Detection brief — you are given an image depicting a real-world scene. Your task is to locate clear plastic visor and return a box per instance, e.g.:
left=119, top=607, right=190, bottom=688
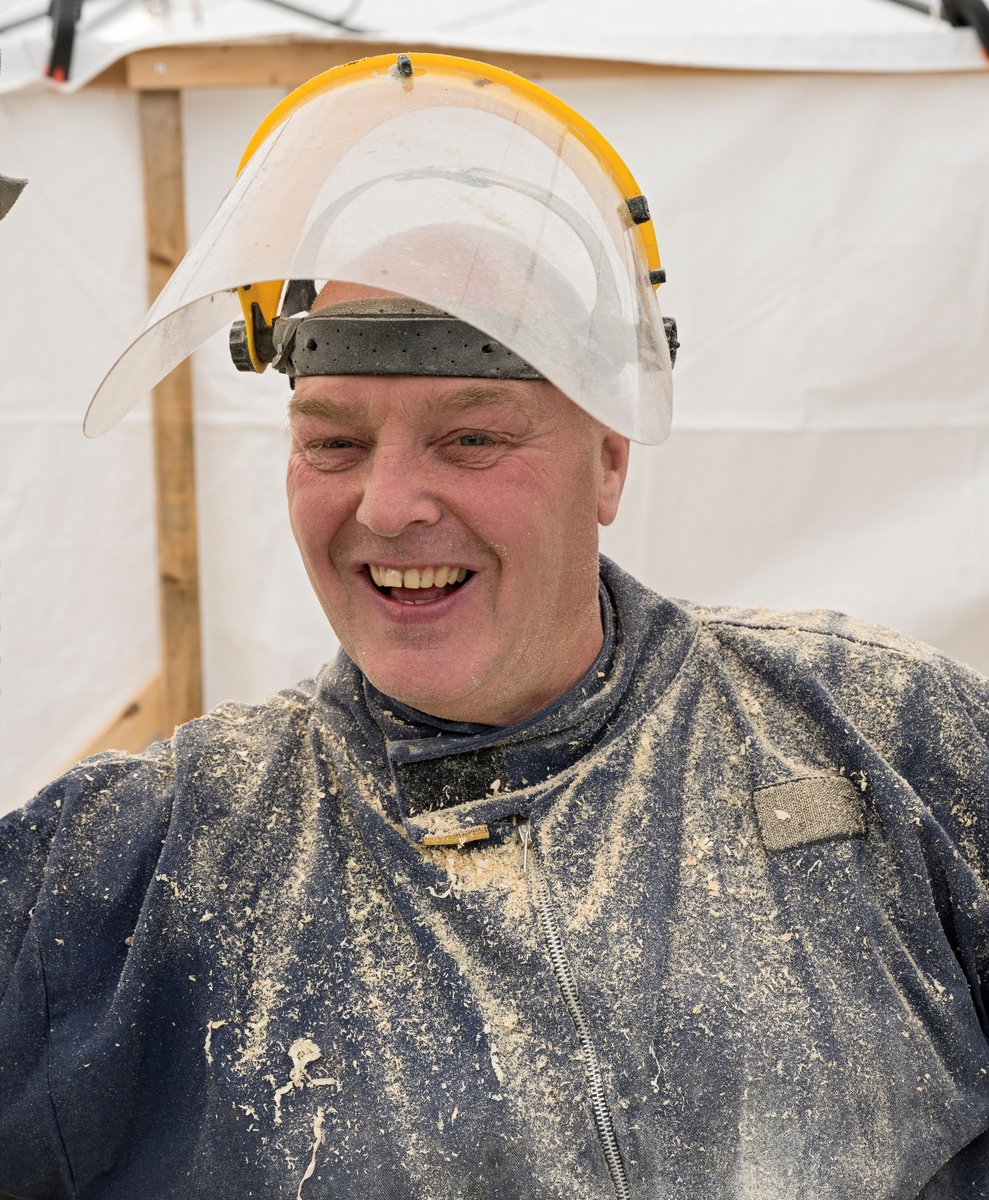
left=85, top=58, right=672, bottom=442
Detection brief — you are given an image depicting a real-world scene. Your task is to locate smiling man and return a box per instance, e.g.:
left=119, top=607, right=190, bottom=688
left=3, top=53, right=989, bottom=1200
left=286, top=289, right=628, bottom=730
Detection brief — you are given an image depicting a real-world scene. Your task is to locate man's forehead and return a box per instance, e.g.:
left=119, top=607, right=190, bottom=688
left=288, top=378, right=546, bottom=428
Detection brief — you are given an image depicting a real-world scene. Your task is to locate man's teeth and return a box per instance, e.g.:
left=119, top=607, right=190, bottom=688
left=369, top=565, right=468, bottom=589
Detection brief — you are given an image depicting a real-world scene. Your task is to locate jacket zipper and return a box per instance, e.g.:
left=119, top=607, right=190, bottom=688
left=520, top=823, right=632, bottom=1200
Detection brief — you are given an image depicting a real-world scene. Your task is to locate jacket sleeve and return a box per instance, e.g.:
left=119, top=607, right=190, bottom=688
left=0, top=786, right=61, bottom=1006
left=0, top=782, right=81, bottom=1198
left=941, top=654, right=989, bottom=749
left=918, top=654, right=989, bottom=1035
left=933, top=652, right=989, bottom=879
left=0, top=749, right=175, bottom=1199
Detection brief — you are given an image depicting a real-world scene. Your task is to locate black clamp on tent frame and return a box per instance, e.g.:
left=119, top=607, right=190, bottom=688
left=46, top=0, right=83, bottom=82
left=30, top=0, right=369, bottom=83
left=883, top=0, right=989, bottom=50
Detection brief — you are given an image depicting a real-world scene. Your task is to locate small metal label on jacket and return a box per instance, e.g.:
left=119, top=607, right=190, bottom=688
left=752, top=776, right=866, bottom=853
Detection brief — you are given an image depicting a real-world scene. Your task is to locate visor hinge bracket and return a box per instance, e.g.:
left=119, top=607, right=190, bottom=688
left=626, top=194, right=651, bottom=224
left=249, top=302, right=275, bottom=367
left=663, top=316, right=679, bottom=369
left=271, top=315, right=303, bottom=374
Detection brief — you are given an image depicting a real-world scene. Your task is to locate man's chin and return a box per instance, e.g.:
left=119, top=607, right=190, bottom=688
left=367, top=682, right=480, bottom=720
left=354, top=650, right=491, bottom=718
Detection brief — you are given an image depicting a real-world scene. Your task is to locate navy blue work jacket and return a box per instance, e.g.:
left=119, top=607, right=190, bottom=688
left=2, top=560, right=989, bottom=1198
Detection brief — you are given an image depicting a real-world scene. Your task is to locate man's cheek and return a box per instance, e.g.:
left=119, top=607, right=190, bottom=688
left=466, top=485, right=563, bottom=559
left=461, top=471, right=542, bottom=532
left=290, top=475, right=346, bottom=536
left=287, top=492, right=321, bottom=551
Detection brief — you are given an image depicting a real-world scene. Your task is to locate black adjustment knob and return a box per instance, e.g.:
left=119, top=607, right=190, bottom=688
left=229, top=320, right=254, bottom=372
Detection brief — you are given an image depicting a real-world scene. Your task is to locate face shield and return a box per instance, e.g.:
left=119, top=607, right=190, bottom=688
left=84, top=52, right=674, bottom=443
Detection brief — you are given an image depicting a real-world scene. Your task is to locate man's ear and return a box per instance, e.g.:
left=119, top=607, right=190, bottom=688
left=597, top=429, right=630, bottom=527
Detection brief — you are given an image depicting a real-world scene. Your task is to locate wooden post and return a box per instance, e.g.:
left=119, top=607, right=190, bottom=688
left=138, top=90, right=203, bottom=734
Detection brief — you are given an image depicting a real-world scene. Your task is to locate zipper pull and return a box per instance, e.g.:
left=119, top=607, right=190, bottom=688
left=518, top=821, right=530, bottom=874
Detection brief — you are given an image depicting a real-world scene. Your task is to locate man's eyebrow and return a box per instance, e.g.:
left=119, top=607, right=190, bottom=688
left=287, top=394, right=366, bottom=425
left=424, top=384, right=530, bottom=417
left=288, top=384, right=531, bottom=426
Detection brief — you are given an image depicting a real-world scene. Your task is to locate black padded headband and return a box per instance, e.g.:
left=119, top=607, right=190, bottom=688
left=229, top=287, right=678, bottom=380
left=230, top=295, right=544, bottom=380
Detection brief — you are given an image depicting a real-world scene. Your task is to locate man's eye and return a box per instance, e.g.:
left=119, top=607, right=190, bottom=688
left=458, top=434, right=489, bottom=446
left=301, top=437, right=366, bottom=472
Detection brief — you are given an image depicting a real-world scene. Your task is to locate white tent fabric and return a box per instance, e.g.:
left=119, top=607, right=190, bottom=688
left=0, top=0, right=986, bottom=93
left=2, top=10, right=989, bottom=813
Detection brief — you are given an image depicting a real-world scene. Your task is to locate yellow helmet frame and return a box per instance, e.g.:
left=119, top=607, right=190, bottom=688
left=234, top=52, right=664, bottom=373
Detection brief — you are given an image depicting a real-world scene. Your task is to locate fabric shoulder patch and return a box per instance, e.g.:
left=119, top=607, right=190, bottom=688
left=752, top=776, right=866, bottom=853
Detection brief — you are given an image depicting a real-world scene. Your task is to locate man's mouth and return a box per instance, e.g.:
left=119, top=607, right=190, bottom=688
left=367, top=564, right=471, bottom=605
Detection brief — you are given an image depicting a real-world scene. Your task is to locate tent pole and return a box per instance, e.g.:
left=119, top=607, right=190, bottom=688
left=138, top=90, right=203, bottom=735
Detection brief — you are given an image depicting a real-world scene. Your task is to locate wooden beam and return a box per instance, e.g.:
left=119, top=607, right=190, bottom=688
left=124, top=39, right=674, bottom=91
left=19, top=676, right=164, bottom=806
left=138, top=90, right=204, bottom=736
left=85, top=57, right=128, bottom=87
left=59, top=675, right=163, bottom=769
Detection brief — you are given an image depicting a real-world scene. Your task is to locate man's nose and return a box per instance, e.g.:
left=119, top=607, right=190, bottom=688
left=355, top=446, right=444, bottom=537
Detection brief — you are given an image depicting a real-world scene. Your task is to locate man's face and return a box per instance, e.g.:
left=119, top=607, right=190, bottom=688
left=286, top=370, right=628, bottom=726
